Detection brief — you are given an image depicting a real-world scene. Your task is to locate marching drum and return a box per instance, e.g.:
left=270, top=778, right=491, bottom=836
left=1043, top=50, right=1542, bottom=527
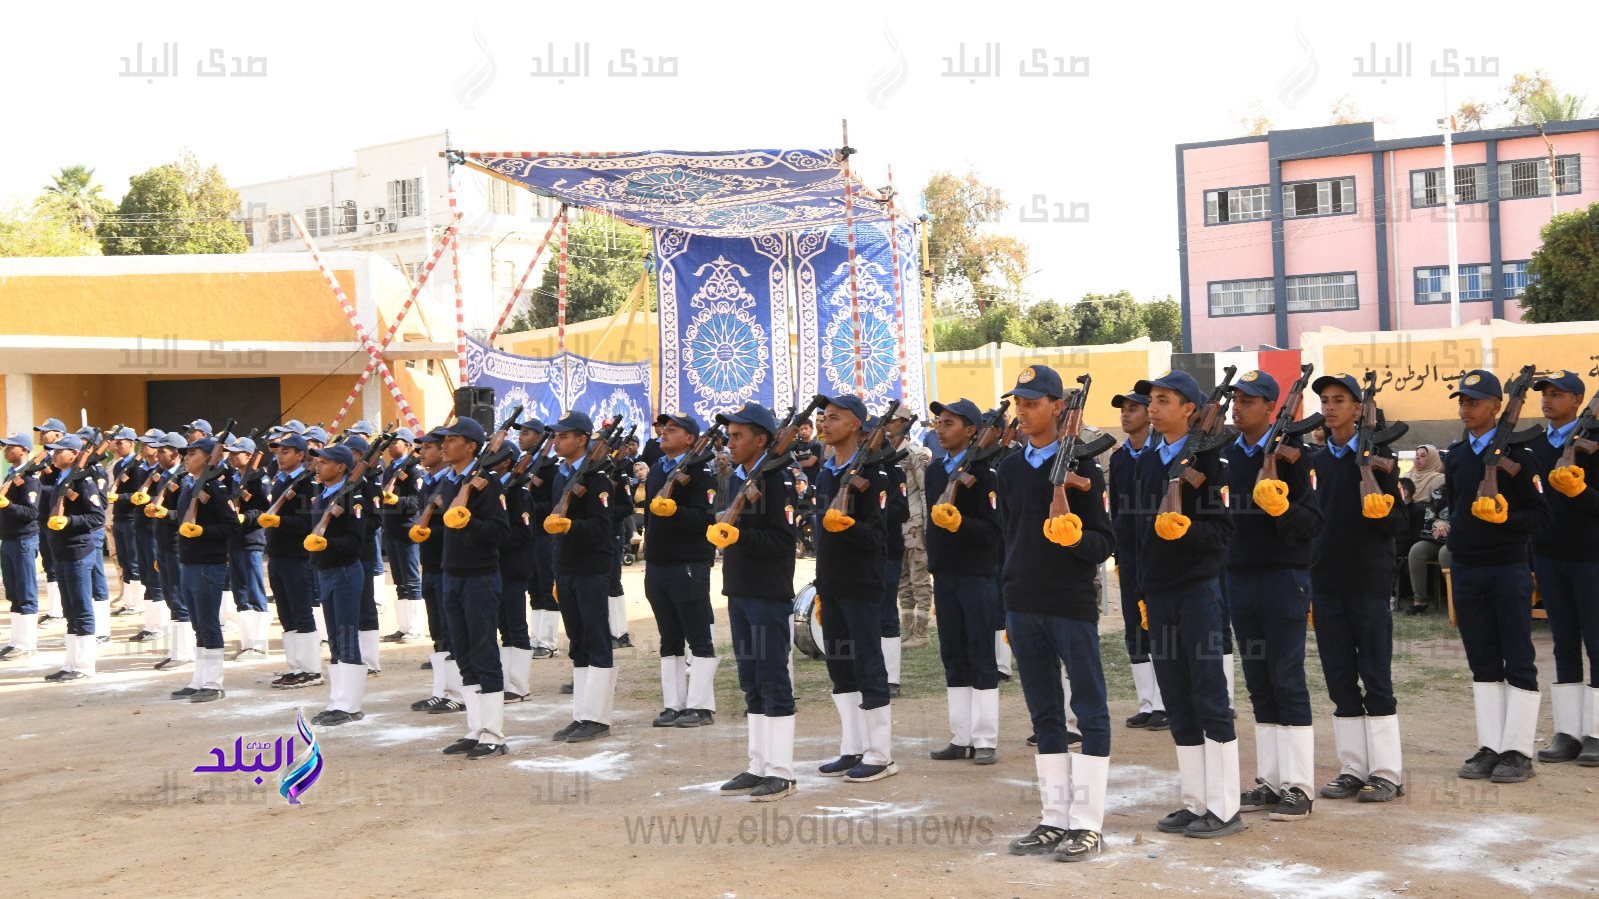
left=792, top=582, right=825, bottom=660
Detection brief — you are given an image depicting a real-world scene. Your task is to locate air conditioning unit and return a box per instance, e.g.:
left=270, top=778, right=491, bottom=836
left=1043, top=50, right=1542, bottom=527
left=386, top=222, right=398, bottom=233
left=363, top=210, right=373, bottom=222
left=374, top=207, right=387, bottom=220
left=373, top=222, right=387, bottom=234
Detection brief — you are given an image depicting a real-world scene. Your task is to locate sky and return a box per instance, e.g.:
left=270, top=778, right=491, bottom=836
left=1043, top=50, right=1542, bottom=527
left=3, top=0, right=1594, bottom=308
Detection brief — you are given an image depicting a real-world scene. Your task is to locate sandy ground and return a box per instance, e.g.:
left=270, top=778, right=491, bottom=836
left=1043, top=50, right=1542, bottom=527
left=4, top=558, right=1599, bottom=899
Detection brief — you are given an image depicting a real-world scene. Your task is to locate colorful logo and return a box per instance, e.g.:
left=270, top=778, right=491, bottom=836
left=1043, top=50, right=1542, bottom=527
left=1017, top=368, right=1036, bottom=384
left=190, top=709, right=323, bottom=805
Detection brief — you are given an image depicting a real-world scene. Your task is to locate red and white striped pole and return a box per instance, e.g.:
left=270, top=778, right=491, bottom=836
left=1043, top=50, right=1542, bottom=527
left=488, top=204, right=568, bottom=344
left=840, top=120, right=865, bottom=399
left=291, top=214, right=421, bottom=431
left=886, top=165, right=908, bottom=403
left=557, top=211, right=570, bottom=391
left=447, top=170, right=468, bottom=387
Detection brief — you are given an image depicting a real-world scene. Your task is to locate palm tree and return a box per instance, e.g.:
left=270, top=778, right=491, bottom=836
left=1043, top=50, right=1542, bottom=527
left=1520, top=92, right=1590, bottom=125
left=41, top=165, right=111, bottom=232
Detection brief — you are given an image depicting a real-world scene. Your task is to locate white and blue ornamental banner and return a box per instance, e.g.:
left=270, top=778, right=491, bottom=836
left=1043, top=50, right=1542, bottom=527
left=464, top=337, right=652, bottom=431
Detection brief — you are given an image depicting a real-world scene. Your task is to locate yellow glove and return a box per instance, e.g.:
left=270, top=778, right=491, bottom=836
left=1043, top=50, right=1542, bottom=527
left=542, top=514, right=572, bottom=535
left=706, top=521, right=740, bottom=548
left=1154, top=511, right=1190, bottom=541
left=1253, top=479, right=1290, bottom=517
left=303, top=533, right=327, bottom=552
left=1550, top=465, right=1587, bottom=498
left=1138, top=599, right=1148, bottom=631
left=237, top=514, right=245, bottom=524
left=1307, top=603, right=1315, bottom=628
left=48, top=515, right=68, bottom=531
left=822, top=508, right=855, bottom=532
left=649, top=496, right=678, bottom=517
left=257, top=513, right=280, bottom=528
left=0, top=495, right=9, bottom=509
left=383, top=491, right=399, bottom=506
left=1471, top=493, right=1509, bottom=524
left=1043, top=513, right=1083, bottom=547
left=144, top=505, right=168, bottom=519
left=1361, top=493, right=1394, bottom=519
left=130, top=491, right=150, bottom=506
left=408, top=525, right=431, bottom=543
left=179, top=522, right=203, bottom=538
left=930, top=502, right=962, bottom=532
left=107, top=492, right=119, bottom=503
left=444, top=506, right=471, bottom=529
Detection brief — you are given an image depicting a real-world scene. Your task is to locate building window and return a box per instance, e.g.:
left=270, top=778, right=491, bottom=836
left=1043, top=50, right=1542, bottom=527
left=1285, top=272, right=1358, bottom=312
left=339, top=200, right=358, bottom=234
left=388, top=178, right=423, bottom=219
left=489, top=179, right=518, bottom=216
left=304, top=206, right=331, bottom=238
left=1208, top=278, right=1275, bottom=316
left=1410, top=164, right=1488, bottom=207
left=1204, top=186, right=1271, bottom=224
left=1415, top=264, right=1494, bottom=304
left=1502, top=261, right=1531, bottom=298
left=239, top=219, right=255, bottom=246
left=1497, top=155, right=1581, bottom=200
left=1282, top=178, right=1356, bottom=218
left=266, top=212, right=293, bottom=244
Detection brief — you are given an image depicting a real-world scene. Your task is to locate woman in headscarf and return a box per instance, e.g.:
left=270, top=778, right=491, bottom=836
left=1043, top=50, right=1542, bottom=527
left=1403, top=445, right=1448, bottom=614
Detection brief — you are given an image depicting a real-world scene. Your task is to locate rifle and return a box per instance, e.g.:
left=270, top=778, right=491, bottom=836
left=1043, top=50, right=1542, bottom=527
left=822, top=400, right=902, bottom=526
left=236, top=428, right=270, bottom=501
left=304, top=430, right=394, bottom=551
left=1475, top=364, right=1539, bottom=499
left=1158, top=366, right=1239, bottom=515
left=0, top=449, right=51, bottom=509
left=177, top=419, right=238, bottom=537
left=544, top=419, right=626, bottom=526
left=1559, top=390, right=1599, bottom=469
left=931, top=401, right=1010, bottom=512
left=46, top=428, right=103, bottom=529
left=256, top=469, right=315, bottom=528
left=439, top=409, right=523, bottom=527
left=408, top=408, right=523, bottom=542
left=1048, top=376, right=1117, bottom=516
left=711, top=395, right=829, bottom=533
left=1355, top=370, right=1410, bottom=501
left=507, top=426, right=557, bottom=490
left=652, top=424, right=725, bottom=506
left=1258, top=364, right=1325, bottom=484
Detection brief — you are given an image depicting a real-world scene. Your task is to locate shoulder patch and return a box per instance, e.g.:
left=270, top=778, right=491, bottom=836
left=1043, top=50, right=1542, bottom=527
left=707, top=488, right=715, bottom=504
left=89, top=494, right=102, bottom=507
left=1219, top=485, right=1230, bottom=506
left=28, top=491, right=38, bottom=504
left=1533, top=474, right=1543, bottom=494
left=353, top=503, right=362, bottom=519
left=1310, top=470, right=1318, bottom=492
left=785, top=504, right=795, bottom=524
left=500, top=493, right=508, bottom=509
left=599, top=491, right=609, bottom=508
left=988, top=490, right=997, bottom=509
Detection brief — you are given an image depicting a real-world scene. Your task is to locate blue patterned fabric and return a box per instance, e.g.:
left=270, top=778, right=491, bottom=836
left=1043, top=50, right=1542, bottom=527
left=654, top=228, right=795, bottom=421
left=464, top=338, right=651, bottom=431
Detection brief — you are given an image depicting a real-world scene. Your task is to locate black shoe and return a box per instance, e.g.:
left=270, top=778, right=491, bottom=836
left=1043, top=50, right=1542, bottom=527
left=1239, top=779, right=1282, bottom=812
left=45, top=669, right=88, bottom=682
left=190, top=688, right=225, bottom=703
left=930, top=743, right=975, bottom=761
left=1272, top=787, right=1316, bottom=819
left=96, top=635, right=111, bottom=644
left=0, top=645, right=34, bottom=660
left=1143, top=711, right=1170, bottom=731
left=1066, top=730, right=1082, bottom=745
left=467, top=742, right=507, bottom=760
left=1490, top=750, right=1536, bottom=783
left=271, top=672, right=299, bottom=689
left=973, top=747, right=997, bottom=766
left=674, top=709, right=713, bottom=728
left=412, top=696, right=442, bottom=711
left=1458, top=746, right=1500, bottom=780
left=443, top=738, right=479, bottom=755
left=1156, top=808, right=1200, bottom=833
left=128, top=629, right=160, bottom=643
left=112, top=605, right=139, bottom=616
left=530, top=646, right=555, bottom=659
left=1319, top=773, right=1366, bottom=799
left=425, top=699, right=466, bottom=715
left=1404, top=603, right=1428, bottom=616
left=420, top=658, right=432, bottom=670
left=313, top=709, right=356, bottom=726
left=1009, top=824, right=1068, bottom=855
left=1357, top=776, right=1403, bottom=803
left=1026, top=733, right=1038, bottom=747
left=552, top=720, right=583, bottom=741
left=1184, top=811, right=1245, bottom=839
left=1580, top=737, right=1599, bottom=767
left=154, top=657, right=189, bottom=670
left=366, top=668, right=381, bottom=678
left=560, top=681, right=574, bottom=695
left=888, top=683, right=901, bottom=698
left=169, top=686, right=198, bottom=699
left=997, top=671, right=1011, bottom=682
left=720, top=772, right=764, bottom=795
left=613, top=633, right=633, bottom=649
left=653, top=708, right=683, bottom=727
left=1126, top=711, right=1153, bottom=727
left=37, top=614, right=61, bottom=625
left=844, top=761, right=898, bottom=782
left=818, top=754, right=863, bottom=776
left=750, top=776, right=796, bottom=802
left=504, top=690, right=530, bottom=702
left=1538, top=733, right=1583, bottom=763
left=380, top=631, right=406, bottom=643
left=565, top=721, right=611, bottom=743
left=1053, top=829, right=1103, bottom=862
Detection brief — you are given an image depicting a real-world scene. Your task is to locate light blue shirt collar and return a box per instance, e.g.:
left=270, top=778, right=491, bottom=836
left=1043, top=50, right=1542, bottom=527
left=1124, top=436, right=1150, bottom=459
left=1156, top=434, right=1188, bottom=466
left=1024, top=441, right=1059, bottom=469
left=1327, top=433, right=1359, bottom=459
left=319, top=478, right=347, bottom=498
left=734, top=451, right=768, bottom=482
left=943, top=448, right=968, bottom=474
left=1469, top=427, right=1498, bottom=456
left=1548, top=420, right=1578, bottom=449
left=662, top=452, right=687, bottom=472
left=1235, top=430, right=1271, bottom=457
left=823, top=448, right=859, bottom=474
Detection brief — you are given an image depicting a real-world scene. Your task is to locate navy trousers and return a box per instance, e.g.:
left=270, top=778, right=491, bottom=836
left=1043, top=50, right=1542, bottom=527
left=181, top=561, right=227, bottom=649
left=443, top=570, right=504, bottom=693
left=1310, top=589, right=1396, bottom=717
left=268, top=555, right=316, bottom=634
left=933, top=572, right=999, bottom=690
left=315, top=561, right=363, bottom=664
left=1224, top=567, right=1313, bottom=726
left=1009, top=609, right=1111, bottom=756
left=1534, top=555, right=1599, bottom=686
left=1451, top=560, right=1538, bottom=692
left=2, top=536, right=39, bottom=614
left=644, top=561, right=714, bottom=657
left=1146, top=577, right=1235, bottom=746
left=729, top=595, right=795, bottom=717
left=819, top=591, right=890, bottom=710
left=556, top=572, right=612, bottom=668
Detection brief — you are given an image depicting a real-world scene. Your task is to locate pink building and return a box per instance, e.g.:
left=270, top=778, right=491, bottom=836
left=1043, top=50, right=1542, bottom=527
left=1177, top=119, right=1599, bottom=351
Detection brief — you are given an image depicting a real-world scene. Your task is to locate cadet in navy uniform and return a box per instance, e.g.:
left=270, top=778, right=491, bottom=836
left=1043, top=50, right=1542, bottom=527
left=259, top=433, right=322, bottom=689
left=170, top=436, right=241, bottom=702
left=434, top=418, right=512, bottom=759
left=340, top=434, right=384, bottom=676
left=813, top=394, right=897, bottom=783
left=1528, top=371, right=1599, bottom=766
left=1445, top=369, right=1552, bottom=783
left=42, top=434, right=107, bottom=682
left=73, top=426, right=113, bottom=638
left=1108, top=388, right=1167, bottom=731
left=379, top=429, right=426, bottom=644
left=129, top=429, right=169, bottom=643
left=1222, top=371, right=1322, bottom=821
left=146, top=433, right=194, bottom=670
left=879, top=407, right=914, bottom=697
left=487, top=445, right=536, bottom=702
left=1307, top=373, right=1407, bottom=803
left=991, top=368, right=1115, bottom=861
left=410, top=428, right=466, bottom=712
left=709, top=402, right=801, bottom=801
left=923, top=398, right=1003, bottom=764
left=106, top=427, right=145, bottom=619
left=0, top=433, right=42, bottom=660
left=515, top=419, right=561, bottom=659
left=303, top=443, right=370, bottom=725
left=1130, top=370, right=1242, bottom=839
left=642, top=412, right=721, bottom=728
left=32, top=418, right=66, bottom=624
left=607, top=435, right=641, bottom=649
left=545, top=411, right=621, bottom=743
left=225, top=437, right=271, bottom=660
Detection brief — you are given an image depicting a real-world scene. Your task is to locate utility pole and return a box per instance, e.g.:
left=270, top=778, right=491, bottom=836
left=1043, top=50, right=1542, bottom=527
left=1535, top=121, right=1560, bottom=219
left=1440, top=114, right=1461, bottom=328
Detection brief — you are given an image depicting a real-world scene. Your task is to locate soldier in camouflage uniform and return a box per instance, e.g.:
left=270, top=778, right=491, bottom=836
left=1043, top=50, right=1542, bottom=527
left=897, top=428, right=933, bottom=648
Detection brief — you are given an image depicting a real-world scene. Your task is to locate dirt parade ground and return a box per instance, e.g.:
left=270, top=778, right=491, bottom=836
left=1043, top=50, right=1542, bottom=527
left=3, top=559, right=1597, bottom=898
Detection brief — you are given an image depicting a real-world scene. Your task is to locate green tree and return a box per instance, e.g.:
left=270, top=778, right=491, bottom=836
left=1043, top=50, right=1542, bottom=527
left=1023, top=300, right=1077, bottom=346
left=1521, top=91, right=1590, bottom=125
left=98, top=151, right=247, bottom=255
left=1067, top=291, right=1147, bottom=345
left=1518, top=202, right=1599, bottom=323
left=506, top=214, right=654, bottom=332
left=40, top=165, right=113, bottom=236
left=922, top=170, right=1029, bottom=313
left=1143, top=297, right=1184, bottom=350
left=0, top=202, right=103, bottom=256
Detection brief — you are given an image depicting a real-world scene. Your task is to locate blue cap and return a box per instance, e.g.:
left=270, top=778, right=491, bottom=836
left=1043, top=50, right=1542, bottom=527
left=1230, top=370, right=1280, bottom=404
left=157, top=433, right=189, bottom=450
left=303, top=426, right=330, bottom=444
left=1135, top=370, right=1205, bottom=406
left=439, top=417, right=489, bottom=444
left=346, top=420, right=376, bottom=436
left=485, top=444, right=520, bottom=468
left=186, top=438, right=218, bottom=456
left=821, top=394, right=870, bottom=425
left=716, top=402, right=778, bottom=438
left=0, top=433, right=34, bottom=451
left=110, top=426, right=137, bottom=441
left=1450, top=369, right=1503, bottom=401
left=1312, top=373, right=1361, bottom=400
left=272, top=434, right=309, bottom=452
left=224, top=437, right=256, bottom=454
left=1534, top=370, right=1587, bottom=396
left=510, top=416, right=547, bottom=431
left=311, top=443, right=356, bottom=469
left=45, top=434, right=86, bottom=451
left=392, top=427, right=416, bottom=443
left=343, top=434, right=370, bottom=456
left=416, top=428, right=446, bottom=445
left=188, top=419, right=214, bottom=436
left=1003, top=365, right=1065, bottom=400
left=34, top=418, right=66, bottom=433
left=137, top=429, right=166, bottom=444
left=1111, top=391, right=1150, bottom=408
left=929, top=398, right=983, bottom=427
left=551, top=411, right=593, bottom=434
left=655, top=411, right=701, bottom=438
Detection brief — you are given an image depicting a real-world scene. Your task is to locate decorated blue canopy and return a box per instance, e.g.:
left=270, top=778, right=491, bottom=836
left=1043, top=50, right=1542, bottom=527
left=456, top=148, right=893, bottom=236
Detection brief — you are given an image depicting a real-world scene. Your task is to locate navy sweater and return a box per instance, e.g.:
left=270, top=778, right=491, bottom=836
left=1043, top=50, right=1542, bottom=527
left=109, top=455, right=145, bottom=515
left=416, top=470, right=448, bottom=569
left=884, top=462, right=909, bottom=556
left=813, top=451, right=889, bottom=602
left=923, top=450, right=1001, bottom=577
left=1222, top=436, right=1320, bottom=571
left=45, top=471, right=107, bottom=562
left=175, top=473, right=241, bottom=565
left=378, top=457, right=424, bottom=530
left=1444, top=436, right=1550, bottom=567
left=1307, top=441, right=1406, bottom=596
left=498, top=475, right=532, bottom=579
left=439, top=466, right=511, bottom=577
left=996, top=448, right=1114, bottom=621
left=1526, top=430, right=1599, bottom=561
left=0, top=472, right=42, bottom=539
left=644, top=457, right=718, bottom=565
left=229, top=469, right=268, bottom=552
left=550, top=465, right=615, bottom=577
left=1131, top=436, right=1233, bottom=594
left=1107, top=439, right=1150, bottom=596
left=263, top=470, right=317, bottom=560
left=308, top=482, right=365, bottom=570
left=721, top=465, right=799, bottom=602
